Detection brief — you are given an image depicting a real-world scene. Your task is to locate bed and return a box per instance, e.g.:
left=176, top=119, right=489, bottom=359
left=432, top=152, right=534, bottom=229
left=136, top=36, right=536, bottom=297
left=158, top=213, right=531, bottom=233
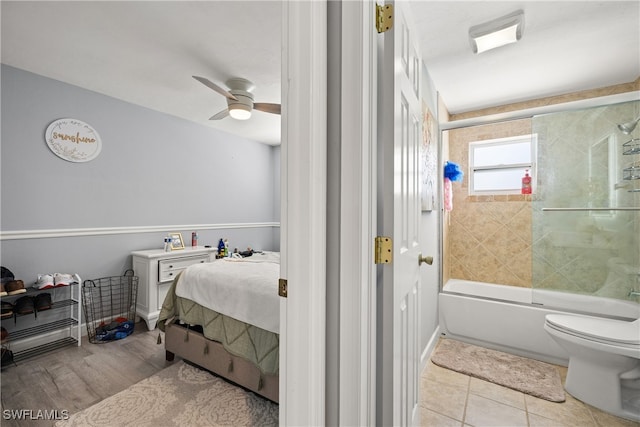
left=157, top=251, right=280, bottom=402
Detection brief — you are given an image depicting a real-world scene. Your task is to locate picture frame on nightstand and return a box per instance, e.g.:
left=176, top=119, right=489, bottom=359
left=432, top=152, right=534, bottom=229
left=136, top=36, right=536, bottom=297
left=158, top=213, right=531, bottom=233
left=169, top=232, right=185, bottom=250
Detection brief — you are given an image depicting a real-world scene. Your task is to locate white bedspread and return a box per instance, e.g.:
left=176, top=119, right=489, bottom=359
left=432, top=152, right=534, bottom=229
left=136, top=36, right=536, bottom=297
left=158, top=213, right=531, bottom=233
left=175, top=252, right=280, bottom=333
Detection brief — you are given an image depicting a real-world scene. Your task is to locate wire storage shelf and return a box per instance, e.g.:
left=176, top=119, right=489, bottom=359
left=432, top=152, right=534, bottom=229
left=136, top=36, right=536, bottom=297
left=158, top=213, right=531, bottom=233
left=82, top=270, right=138, bottom=344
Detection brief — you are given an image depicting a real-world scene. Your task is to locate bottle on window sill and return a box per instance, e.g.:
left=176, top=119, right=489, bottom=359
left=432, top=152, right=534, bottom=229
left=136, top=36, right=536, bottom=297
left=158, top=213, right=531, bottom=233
left=521, top=169, right=532, bottom=194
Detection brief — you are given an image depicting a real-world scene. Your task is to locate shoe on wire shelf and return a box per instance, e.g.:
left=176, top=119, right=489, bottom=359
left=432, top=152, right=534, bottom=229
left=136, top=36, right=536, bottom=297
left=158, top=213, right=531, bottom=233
left=53, top=273, right=80, bottom=287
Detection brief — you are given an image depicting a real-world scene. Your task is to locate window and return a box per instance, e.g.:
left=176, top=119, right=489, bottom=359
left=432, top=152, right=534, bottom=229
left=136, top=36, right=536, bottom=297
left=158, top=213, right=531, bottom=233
left=469, top=134, right=537, bottom=195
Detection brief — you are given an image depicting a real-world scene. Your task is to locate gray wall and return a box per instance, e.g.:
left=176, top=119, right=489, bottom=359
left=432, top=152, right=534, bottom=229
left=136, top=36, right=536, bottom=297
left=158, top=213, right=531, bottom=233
left=420, top=63, right=441, bottom=360
left=1, top=65, right=279, bottom=283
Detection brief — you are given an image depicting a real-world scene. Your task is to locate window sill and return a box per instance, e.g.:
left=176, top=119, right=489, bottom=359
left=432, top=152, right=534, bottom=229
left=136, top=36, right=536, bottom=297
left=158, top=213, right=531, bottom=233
left=468, top=194, right=533, bottom=202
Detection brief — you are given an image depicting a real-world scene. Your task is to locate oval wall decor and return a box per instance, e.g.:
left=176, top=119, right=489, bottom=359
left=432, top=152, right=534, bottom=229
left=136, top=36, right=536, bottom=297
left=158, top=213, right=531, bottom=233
left=45, top=118, right=102, bottom=162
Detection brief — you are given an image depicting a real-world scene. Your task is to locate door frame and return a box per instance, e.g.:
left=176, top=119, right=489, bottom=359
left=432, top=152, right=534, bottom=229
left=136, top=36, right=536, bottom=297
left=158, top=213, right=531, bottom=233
left=281, top=1, right=378, bottom=425
left=280, top=1, right=327, bottom=425
left=336, top=1, right=378, bottom=425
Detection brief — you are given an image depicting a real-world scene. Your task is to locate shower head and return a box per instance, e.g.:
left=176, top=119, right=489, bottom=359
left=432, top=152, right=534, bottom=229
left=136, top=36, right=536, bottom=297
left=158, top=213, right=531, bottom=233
left=617, top=116, right=640, bottom=134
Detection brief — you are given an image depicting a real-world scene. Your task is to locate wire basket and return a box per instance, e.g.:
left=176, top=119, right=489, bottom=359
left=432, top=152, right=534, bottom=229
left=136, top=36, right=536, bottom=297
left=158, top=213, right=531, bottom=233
left=82, top=270, right=138, bottom=344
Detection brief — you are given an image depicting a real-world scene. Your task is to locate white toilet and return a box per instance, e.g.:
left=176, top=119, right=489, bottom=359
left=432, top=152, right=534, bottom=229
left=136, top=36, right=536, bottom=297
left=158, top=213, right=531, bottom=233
left=544, top=314, right=640, bottom=421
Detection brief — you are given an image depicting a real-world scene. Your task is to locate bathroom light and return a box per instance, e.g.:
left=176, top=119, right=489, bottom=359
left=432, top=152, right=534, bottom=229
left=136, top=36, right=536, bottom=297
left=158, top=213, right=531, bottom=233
left=469, top=10, right=524, bottom=54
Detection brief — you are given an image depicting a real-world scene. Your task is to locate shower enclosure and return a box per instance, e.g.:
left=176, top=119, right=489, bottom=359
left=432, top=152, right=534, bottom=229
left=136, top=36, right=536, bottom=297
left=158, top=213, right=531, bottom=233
left=439, top=99, right=639, bottom=363
left=531, top=100, right=640, bottom=317
left=442, top=99, right=639, bottom=317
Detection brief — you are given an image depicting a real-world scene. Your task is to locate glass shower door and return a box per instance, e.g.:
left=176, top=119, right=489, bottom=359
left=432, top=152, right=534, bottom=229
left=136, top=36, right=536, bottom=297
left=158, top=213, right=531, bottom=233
left=531, top=100, right=640, bottom=319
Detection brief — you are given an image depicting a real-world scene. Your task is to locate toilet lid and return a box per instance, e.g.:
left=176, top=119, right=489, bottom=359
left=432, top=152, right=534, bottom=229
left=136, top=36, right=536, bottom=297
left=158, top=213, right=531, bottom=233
left=546, top=314, right=640, bottom=345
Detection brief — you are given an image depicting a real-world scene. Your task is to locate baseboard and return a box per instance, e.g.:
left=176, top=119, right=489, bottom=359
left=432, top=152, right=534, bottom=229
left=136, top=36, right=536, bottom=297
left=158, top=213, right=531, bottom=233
left=420, top=325, right=441, bottom=374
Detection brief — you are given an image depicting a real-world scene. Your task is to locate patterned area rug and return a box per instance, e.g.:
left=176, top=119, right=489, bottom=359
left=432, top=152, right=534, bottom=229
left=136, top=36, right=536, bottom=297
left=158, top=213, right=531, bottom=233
left=431, top=339, right=565, bottom=402
left=55, top=361, right=278, bottom=427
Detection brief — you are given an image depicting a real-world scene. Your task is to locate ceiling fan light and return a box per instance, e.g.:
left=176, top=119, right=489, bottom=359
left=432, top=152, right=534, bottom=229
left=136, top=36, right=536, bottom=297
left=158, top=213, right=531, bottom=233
left=227, top=90, right=253, bottom=120
left=229, top=105, right=252, bottom=120
left=469, top=10, right=524, bottom=54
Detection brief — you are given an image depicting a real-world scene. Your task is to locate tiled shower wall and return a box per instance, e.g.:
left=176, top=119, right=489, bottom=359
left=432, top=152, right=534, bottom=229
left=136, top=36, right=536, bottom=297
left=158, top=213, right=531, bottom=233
left=445, top=119, right=533, bottom=287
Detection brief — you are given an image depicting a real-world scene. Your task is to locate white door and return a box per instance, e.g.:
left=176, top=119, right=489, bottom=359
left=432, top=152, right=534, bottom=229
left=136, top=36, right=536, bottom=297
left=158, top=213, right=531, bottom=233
left=378, top=1, right=423, bottom=425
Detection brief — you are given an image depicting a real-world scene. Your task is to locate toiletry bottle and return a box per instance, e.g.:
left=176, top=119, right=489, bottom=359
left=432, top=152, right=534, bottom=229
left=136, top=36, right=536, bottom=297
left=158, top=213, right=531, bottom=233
left=217, top=238, right=225, bottom=258
left=165, top=237, right=172, bottom=252
left=521, top=169, right=532, bottom=194
left=192, top=232, right=198, bottom=247
left=224, top=239, right=230, bottom=257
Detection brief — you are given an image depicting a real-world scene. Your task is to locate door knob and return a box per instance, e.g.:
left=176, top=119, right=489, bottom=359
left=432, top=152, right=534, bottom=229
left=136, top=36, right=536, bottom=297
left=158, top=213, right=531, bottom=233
left=418, top=254, right=433, bottom=266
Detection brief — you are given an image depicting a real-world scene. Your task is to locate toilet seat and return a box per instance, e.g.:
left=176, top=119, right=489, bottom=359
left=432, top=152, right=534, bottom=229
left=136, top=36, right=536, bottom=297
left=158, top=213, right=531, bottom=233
left=545, top=314, right=640, bottom=348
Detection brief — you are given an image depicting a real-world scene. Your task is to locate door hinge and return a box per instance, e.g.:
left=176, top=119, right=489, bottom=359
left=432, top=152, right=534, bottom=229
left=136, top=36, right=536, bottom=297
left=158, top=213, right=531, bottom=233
left=278, top=278, right=288, bottom=298
left=374, top=236, right=393, bottom=264
left=376, top=3, right=393, bottom=33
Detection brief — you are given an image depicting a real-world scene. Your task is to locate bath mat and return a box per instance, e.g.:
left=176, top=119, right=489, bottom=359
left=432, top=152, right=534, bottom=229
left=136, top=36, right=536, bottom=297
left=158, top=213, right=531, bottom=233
left=431, top=339, right=565, bottom=402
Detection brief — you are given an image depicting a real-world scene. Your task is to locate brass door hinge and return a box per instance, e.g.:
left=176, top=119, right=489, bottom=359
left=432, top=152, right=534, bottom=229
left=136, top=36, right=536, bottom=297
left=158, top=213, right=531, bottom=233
left=279, top=278, right=288, bottom=298
left=376, top=3, right=393, bottom=33
left=374, top=236, right=393, bottom=264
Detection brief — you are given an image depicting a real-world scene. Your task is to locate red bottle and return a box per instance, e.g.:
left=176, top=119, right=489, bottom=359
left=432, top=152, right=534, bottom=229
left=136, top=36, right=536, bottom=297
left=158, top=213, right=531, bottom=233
left=521, top=169, right=532, bottom=194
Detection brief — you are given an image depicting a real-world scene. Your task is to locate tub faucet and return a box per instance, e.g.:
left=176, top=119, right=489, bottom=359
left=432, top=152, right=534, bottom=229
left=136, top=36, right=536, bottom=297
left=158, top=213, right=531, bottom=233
left=629, top=289, right=640, bottom=298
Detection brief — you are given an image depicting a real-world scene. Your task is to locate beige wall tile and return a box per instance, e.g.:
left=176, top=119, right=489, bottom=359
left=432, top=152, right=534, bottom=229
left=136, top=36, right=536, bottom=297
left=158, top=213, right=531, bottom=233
left=446, top=120, right=533, bottom=287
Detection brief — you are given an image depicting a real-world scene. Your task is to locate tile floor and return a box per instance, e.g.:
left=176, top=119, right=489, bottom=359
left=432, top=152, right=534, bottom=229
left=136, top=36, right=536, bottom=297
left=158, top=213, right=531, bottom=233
left=420, top=356, right=640, bottom=427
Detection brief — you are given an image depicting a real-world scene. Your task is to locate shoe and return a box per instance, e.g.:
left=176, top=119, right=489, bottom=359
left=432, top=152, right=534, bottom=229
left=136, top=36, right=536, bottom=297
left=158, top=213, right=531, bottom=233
left=34, top=293, right=52, bottom=311
left=1, top=301, right=13, bottom=319
left=1, top=347, right=15, bottom=370
left=1, top=266, right=15, bottom=285
left=53, top=273, right=79, bottom=287
left=15, top=296, right=35, bottom=315
left=5, top=280, right=26, bottom=295
left=35, top=274, right=54, bottom=290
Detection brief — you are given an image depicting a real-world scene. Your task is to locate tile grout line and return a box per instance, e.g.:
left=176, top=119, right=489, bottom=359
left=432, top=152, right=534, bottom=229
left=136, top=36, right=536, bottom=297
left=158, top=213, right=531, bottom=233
left=461, top=374, right=471, bottom=426
left=523, top=390, right=531, bottom=427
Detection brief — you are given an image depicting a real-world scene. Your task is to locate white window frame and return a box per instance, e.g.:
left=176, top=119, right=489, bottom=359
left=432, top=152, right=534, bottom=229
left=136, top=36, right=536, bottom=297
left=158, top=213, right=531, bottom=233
left=468, top=134, right=537, bottom=195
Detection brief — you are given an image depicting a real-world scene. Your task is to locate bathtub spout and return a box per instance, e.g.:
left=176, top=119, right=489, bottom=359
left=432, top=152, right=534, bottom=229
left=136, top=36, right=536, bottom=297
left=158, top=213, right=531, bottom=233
left=628, top=289, right=640, bottom=298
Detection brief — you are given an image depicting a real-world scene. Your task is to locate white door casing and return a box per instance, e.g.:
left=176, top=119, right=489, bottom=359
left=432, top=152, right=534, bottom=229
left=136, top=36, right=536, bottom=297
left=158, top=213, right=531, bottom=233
left=280, top=1, right=327, bottom=426
left=338, top=1, right=378, bottom=425
left=378, top=1, right=423, bottom=425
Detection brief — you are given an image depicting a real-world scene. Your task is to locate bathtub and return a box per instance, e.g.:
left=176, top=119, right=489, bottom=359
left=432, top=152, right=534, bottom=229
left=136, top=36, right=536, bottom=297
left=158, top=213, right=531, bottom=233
left=439, top=279, right=640, bottom=366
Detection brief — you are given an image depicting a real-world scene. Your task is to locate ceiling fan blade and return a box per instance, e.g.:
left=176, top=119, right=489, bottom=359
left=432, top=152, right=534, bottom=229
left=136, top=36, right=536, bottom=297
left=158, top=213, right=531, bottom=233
left=253, top=103, right=281, bottom=115
left=192, top=76, right=238, bottom=101
left=209, top=109, right=229, bottom=120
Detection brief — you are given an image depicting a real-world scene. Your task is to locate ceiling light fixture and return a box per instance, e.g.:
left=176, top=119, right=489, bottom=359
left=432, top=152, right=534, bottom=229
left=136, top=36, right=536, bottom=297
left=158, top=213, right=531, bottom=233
left=469, top=10, right=524, bottom=54
left=229, top=104, right=252, bottom=120
left=227, top=91, right=253, bottom=120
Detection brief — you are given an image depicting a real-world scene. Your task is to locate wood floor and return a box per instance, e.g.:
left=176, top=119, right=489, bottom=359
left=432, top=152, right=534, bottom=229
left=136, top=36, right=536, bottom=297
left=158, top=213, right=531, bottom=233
left=1, top=323, right=171, bottom=427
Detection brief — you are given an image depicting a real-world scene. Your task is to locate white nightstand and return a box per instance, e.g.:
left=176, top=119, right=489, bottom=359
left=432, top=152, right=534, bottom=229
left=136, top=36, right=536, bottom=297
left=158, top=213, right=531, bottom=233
left=131, top=246, right=216, bottom=330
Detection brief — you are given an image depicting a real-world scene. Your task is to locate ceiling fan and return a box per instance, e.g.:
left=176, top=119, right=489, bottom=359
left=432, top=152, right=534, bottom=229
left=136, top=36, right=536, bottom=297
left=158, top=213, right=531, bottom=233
left=193, top=76, right=281, bottom=121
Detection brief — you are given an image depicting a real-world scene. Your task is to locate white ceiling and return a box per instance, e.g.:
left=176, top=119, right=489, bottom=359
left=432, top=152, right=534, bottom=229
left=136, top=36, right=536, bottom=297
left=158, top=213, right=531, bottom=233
left=2, top=1, right=639, bottom=146
left=412, top=1, right=640, bottom=114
